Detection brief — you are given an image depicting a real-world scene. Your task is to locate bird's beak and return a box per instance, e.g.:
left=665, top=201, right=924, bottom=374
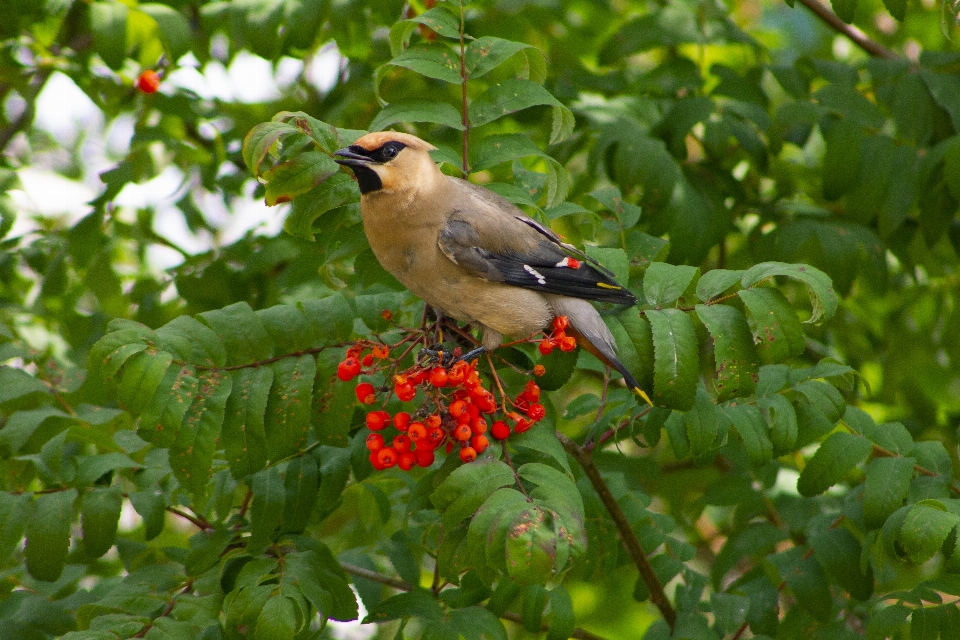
left=333, top=147, right=373, bottom=167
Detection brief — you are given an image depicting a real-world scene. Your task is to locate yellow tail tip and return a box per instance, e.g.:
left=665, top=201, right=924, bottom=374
left=633, top=387, right=654, bottom=407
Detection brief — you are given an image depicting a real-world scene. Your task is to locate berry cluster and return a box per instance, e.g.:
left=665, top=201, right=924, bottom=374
left=538, top=316, right=577, bottom=355
left=334, top=320, right=568, bottom=472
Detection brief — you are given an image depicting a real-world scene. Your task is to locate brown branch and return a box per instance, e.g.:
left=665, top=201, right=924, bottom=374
left=339, top=562, right=608, bottom=640
left=166, top=506, right=214, bottom=531
left=793, top=0, right=897, bottom=59
left=133, top=581, right=193, bottom=638
left=556, top=432, right=677, bottom=630
left=458, top=2, right=470, bottom=174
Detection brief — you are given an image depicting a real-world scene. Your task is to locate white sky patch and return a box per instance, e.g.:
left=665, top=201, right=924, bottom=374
left=33, top=71, right=103, bottom=147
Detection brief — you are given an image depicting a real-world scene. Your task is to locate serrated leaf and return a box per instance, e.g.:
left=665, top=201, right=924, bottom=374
left=265, top=354, right=316, bottom=462
left=431, top=458, right=515, bottom=529
left=223, top=366, right=272, bottom=480
left=82, top=485, right=123, bottom=558
left=285, top=547, right=358, bottom=622
left=741, top=261, right=838, bottom=323
left=384, top=42, right=462, bottom=84
left=370, top=101, right=465, bottom=132
left=155, top=315, right=226, bottom=367
left=607, top=310, right=655, bottom=394
left=584, top=246, right=629, bottom=290
left=170, top=370, right=232, bottom=501
left=589, top=186, right=642, bottom=229
left=198, top=302, right=272, bottom=367
left=535, top=346, right=578, bottom=392
left=0, top=492, right=31, bottom=565
left=470, top=133, right=545, bottom=171
left=448, top=606, right=508, bottom=640
left=684, top=387, right=723, bottom=459
left=26, top=489, right=78, bottom=582
left=137, top=365, right=198, bottom=447
left=863, top=456, right=914, bottom=529
left=545, top=586, right=575, bottom=640
left=465, top=36, right=532, bottom=78
left=505, top=507, right=558, bottom=584
left=253, top=595, right=299, bottom=639
left=90, top=1, right=128, bottom=70
left=467, top=79, right=563, bottom=128
left=263, top=150, right=340, bottom=206
left=284, top=172, right=359, bottom=241
left=76, top=452, right=139, bottom=485
left=282, top=455, right=319, bottom=533
left=696, top=304, right=760, bottom=400
left=364, top=590, right=443, bottom=623
left=797, top=431, right=872, bottom=497
left=738, top=288, right=805, bottom=363
left=88, top=331, right=149, bottom=386
left=721, top=403, right=772, bottom=465
left=249, top=466, right=284, bottom=553
left=466, top=488, right=527, bottom=576
left=242, top=121, right=300, bottom=177
left=646, top=308, right=698, bottom=410
left=118, top=350, right=173, bottom=415
left=759, top=393, right=798, bottom=455
left=810, top=525, right=873, bottom=600
left=900, top=502, right=960, bottom=565
left=769, top=547, right=832, bottom=622
left=301, top=294, right=356, bottom=344
left=696, top=269, right=745, bottom=302
left=0, top=366, right=52, bottom=410
left=644, top=262, right=698, bottom=306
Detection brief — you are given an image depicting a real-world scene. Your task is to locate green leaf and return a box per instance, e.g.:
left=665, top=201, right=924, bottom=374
left=370, top=101, right=465, bottom=132
left=448, top=606, right=508, bottom=640
left=741, top=262, right=838, bottom=323
left=0, top=365, right=51, bottom=410
left=0, top=492, right=31, bottom=565
left=137, top=364, right=198, bottom=447
left=169, top=370, right=232, bottom=501
left=364, top=590, right=443, bottom=623
left=696, top=269, right=745, bottom=302
left=535, top=345, right=578, bottom=392
left=711, top=592, right=750, bottom=635
left=921, top=70, right=960, bottom=133
left=769, top=547, right=832, bottom=622
left=738, top=288, right=805, bottom=363
left=81, top=485, right=123, bottom=558
left=285, top=547, right=358, bottom=622
left=283, top=172, right=359, bottom=241
left=696, top=304, right=760, bottom=400
left=406, top=6, right=462, bottom=40
left=117, top=350, right=173, bottom=415
left=830, top=0, right=858, bottom=22
left=684, top=387, right=723, bottom=459
left=263, top=150, right=340, bottom=206
left=759, top=393, right=798, bottom=455
left=282, top=455, right=319, bottom=533
left=810, top=525, right=873, bottom=600
left=384, top=42, right=462, bottom=84
left=467, top=79, right=563, bottom=128
left=822, top=117, right=862, bottom=198
left=899, top=502, right=960, bottom=564
left=506, top=507, right=560, bottom=584
left=863, top=456, right=914, bottom=529
left=646, top=308, right=699, bottom=410
left=545, top=586, right=575, bottom=640
left=265, top=354, right=316, bottom=462
left=88, top=330, right=149, bottom=387
left=90, top=1, right=128, bottom=70
left=301, top=294, right=356, bottom=344
left=253, top=595, right=299, bottom=639
left=584, top=246, right=629, bottom=288
left=26, top=489, right=78, bottom=582
left=155, top=315, right=226, bottom=367
left=721, top=403, right=773, bottom=465
left=432, top=458, right=515, bottom=530
left=465, top=36, right=533, bottom=78
left=470, top=133, right=545, bottom=171
left=223, top=366, right=272, bottom=480
left=607, top=310, right=655, bottom=395
left=589, top=186, right=642, bottom=229
left=198, top=302, right=272, bottom=367
left=76, top=452, right=139, bottom=486
left=249, top=466, right=284, bottom=553
left=797, top=431, right=872, bottom=497
left=644, top=262, right=698, bottom=306
left=139, top=3, right=191, bottom=60
left=243, top=121, right=300, bottom=177
left=466, top=488, right=528, bottom=575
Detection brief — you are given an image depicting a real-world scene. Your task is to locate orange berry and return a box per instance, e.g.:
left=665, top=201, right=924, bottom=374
left=365, top=411, right=389, bottom=431
left=395, top=382, right=416, bottom=402
left=538, top=339, right=554, bottom=355
left=398, top=451, right=415, bottom=471
left=427, top=426, right=445, bottom=445
left=491, top=420, right=510, bottom=440
left=366, top=433, right=385, bottom=452
left=136, top=69, right=161, bottom=93
left=533, top=364, right=546, bottom=376
left=393, top=434, right=411, bottom=453
left=559, top=336, right=577, bottom=352
left=454, top=423, right=472, bottom=441
left=449, top=400, right=467, bottom=419
left=471, top=434, right=489, bottom=453
left=429, top=367, right=448, bottom=388
left=393, top=412, right=411, bottom=431
left=522, top=381, right=541, bottom=402
left=361, top=353, right=374, bottom=367
left=425, top=414, right=442, bottom=429
left=372, top=345, right=390, bottom=359
left=471, top=417, right=488, bottom=434
left=459, top=446, right=477, bottom=463
left=337, top=357, right=362, bottom=381
left=355, top=383, right=376, bottom=404
left=377, top=447, right=398, bottom=468
left=370, top=451, right=384, bottom=470
left=447, top=362, right=468, bottom=385
left=415, top=448, right=435, bottom=467
left=553, top=316, right=570, bottom=332
left=408, top=422, right=427, bottom=441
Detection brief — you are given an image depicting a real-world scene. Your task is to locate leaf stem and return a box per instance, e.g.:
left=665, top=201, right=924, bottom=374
left=556, top=432, right=677, bottom=630
left=793, top=0, right=897, bottom=59
left=459, top=2, right=470, bottom=174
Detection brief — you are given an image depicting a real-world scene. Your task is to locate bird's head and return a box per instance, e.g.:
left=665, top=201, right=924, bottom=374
left=334, top=132, right=438, bottom=195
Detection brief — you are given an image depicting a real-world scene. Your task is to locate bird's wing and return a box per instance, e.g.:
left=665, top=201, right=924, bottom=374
left=437, top=181, right=636, bottom=305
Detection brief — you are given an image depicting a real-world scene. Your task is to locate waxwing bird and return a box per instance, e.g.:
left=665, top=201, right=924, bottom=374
left=334, top=131, right=651, bottom=404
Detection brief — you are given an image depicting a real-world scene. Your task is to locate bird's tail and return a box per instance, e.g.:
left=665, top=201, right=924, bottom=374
left=555, top=299, right=654, bottom=407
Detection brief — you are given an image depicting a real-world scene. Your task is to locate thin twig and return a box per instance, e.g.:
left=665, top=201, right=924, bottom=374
left=458, top=2, right=470, bottom=173
left=556, top=432, right=677, bottom=630
left=794, top=0, right=897, bottom=59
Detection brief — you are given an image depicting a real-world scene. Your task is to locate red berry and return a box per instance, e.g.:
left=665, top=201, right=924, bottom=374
left=337, top=357, right=362, bottom=381
left=514, top=418, right=532, bottom=434
left=136, top=70, right=161, bottom=94
left=471, top=434, right=489, bottom=453
left=538, top=339, right=554, bottom=355
left=398, top=451, right=415, bottom=471
left=514, top=396, right=530, bottom=412
left=491, top=420, right=510, bottom=440
left=377, top=447, right=398, bottom=468
left=370, top=451, right=384, bottom=470
left=366, top=433, right=385, bottom=452
left=522, top=381, right=541, bottom=402
left=447, top=362, right=468, bottom=386
left=408, top=422, right=427, bottom=441
left=410, top=369, right=427, bottom=385
left=459, top=446, right=477, bottom=463
left=395, top=382, right=416, bottom=402
left=449, top=400, right=467, bottom=419
left=553, top=316, right=570, bottom=332
left=355, top=383, right=376, bottom=404
left=393, top=434, right=411, bottom=453
left=362, top=353, right=374, bottom=367
left=559, top=336, right=577, bottom=352
left=415, top=448, right=435, bottom=467
left=427, top=426, right=445, bottom=445
left=526, top=403, right=546, bottom=422
left=393, top=412, right=411, bottom=431
left=454, top=423, right=472, bottom=442
left=533, top=364, right=546, bottom=376
left=365, top=411, right=388, bottom=431
left=471, top=417, right=488, bottom=434
left=429, top=367, right=448, bottom=388
left=425, top=414, right=442, bottom=429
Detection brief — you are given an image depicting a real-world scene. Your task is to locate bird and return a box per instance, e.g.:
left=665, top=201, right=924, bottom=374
left=333, top=131, right=651, bottom=405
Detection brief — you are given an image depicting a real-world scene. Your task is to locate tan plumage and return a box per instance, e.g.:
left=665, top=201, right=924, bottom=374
left=334, top=132, right=651, bottom=403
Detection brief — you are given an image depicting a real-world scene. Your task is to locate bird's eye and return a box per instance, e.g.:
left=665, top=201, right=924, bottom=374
left=382, top=144, right=399, bottom=159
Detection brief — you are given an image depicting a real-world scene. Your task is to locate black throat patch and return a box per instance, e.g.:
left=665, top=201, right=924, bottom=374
left=350, top=165, right=383, bottom=194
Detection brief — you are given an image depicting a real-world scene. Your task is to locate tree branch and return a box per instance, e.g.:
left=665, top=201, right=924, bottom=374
left=556, top=432, right=677, bottom=631
left=794, top=0, right=897, bottom=59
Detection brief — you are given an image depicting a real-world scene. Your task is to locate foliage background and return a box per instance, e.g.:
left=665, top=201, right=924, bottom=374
left=2, top=0, right=960, bottom=638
